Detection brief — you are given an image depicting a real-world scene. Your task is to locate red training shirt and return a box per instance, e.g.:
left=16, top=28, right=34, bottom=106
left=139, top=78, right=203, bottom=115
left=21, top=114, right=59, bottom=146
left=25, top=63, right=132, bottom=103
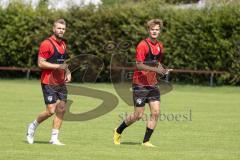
left=132, top=38, right=164, bottom=86
left=38, top=35, right=67, bottom=85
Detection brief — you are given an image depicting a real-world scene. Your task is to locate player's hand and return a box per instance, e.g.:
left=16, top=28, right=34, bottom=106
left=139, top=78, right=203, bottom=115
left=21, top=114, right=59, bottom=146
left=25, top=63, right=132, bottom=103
left=155, top=64, right=167, bottom=75
left=65, top=72, right=71, bottom=83
left=165, top=69, right=173, bottom=74
left=58, top=63, right=68, bottom=70
left=156, top=65, right=173, bottom=75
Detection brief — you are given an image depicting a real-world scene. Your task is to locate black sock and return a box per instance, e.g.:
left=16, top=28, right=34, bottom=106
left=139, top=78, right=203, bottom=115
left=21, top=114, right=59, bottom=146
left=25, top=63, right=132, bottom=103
left=143, top=127, right=154, bottom=143
left=116, top=121, right=128, bottom=134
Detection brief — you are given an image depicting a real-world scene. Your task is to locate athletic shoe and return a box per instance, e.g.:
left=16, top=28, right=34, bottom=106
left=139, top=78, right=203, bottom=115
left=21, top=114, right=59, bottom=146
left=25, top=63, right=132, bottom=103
left=26, top=123, right=35, bottom=144
left=142, top=141, right=156, bottom=147
left=49, top=139, right=65, bottom=146
left=113, top=128, right=121, bottom=145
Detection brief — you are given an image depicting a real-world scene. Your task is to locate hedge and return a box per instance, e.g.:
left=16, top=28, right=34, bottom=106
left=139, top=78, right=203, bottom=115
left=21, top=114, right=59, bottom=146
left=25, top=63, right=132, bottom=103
left=0, top=1, right=240, bottom=85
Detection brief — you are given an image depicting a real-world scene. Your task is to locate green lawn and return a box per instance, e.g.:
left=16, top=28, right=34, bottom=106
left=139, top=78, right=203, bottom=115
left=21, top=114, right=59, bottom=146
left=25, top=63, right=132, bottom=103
left=0, top=79, right=239, bottom=160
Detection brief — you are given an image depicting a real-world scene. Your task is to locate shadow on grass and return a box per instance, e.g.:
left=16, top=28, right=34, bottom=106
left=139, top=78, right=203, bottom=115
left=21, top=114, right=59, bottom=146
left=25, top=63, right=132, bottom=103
left=121, top=141, right=141, bottom=145
left=34, top=141, right=50, bottom=144
left=23, top=140, right=50, bottom=144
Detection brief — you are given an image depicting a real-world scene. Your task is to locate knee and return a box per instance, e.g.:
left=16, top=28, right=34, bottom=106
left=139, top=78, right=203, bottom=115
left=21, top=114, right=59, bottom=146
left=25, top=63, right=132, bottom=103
left=134, top=112, right=144, bottom=120
left=46, top=110, right=54, bottom=117
left=59, top=108, right=66, bottom=114
left=151, top=110, right=160, bottom=118
left=56, top=104, right=66, bottom=114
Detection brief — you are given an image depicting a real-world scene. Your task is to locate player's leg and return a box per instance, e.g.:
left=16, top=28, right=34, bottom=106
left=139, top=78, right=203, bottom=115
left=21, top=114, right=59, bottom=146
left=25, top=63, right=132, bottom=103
left=50, top=84, right=67, bottom=145
left=113, top=107, right=145, bottom=145
left=124, top=106, right=145, bottom=126
left=53, top=100, right=66, bottom=129
left=118, top=107, right=145, bottom=133
left=36, top=104, right=56, bottom=123
left=26, top=104, right=56, bottom=144
left=142, top=100, right=160, bottom=147
left=50, top=100, right=66, bottom=145
left=147, top=100, right=160, bottom=129
left=142, top=85, right=160, bottom=147
left=26, top=84, right=57, bottom=144
left=113, top=84, right=147, bottom=144
left=37, top=84, right=58, bottom=124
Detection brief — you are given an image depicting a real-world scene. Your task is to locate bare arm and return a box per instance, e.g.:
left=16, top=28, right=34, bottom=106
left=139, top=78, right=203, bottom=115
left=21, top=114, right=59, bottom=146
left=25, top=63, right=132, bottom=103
left=136, top=62, right=156, bottom=72
left=38, top=57, right=67, bottom=70
left=65, top=67, right=71, bottom=83
left=136, top=62, right=167, bottom=75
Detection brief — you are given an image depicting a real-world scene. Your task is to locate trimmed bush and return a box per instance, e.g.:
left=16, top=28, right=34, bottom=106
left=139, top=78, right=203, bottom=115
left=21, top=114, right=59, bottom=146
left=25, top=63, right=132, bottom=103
left=0, top=1, right=240, bottom=84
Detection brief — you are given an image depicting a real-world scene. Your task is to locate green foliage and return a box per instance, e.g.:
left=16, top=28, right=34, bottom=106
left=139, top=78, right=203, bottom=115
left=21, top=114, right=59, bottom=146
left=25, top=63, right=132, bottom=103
left=101, top=0, right=198, bottom=5
left=0, top=1, right=240, bottom=84
left=167, top=0, right=198, bottom=4
left=160, top=6, right=240, bottom=84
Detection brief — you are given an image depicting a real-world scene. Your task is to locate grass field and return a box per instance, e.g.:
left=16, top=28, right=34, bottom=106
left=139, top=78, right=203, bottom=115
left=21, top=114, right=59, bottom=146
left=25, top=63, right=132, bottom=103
left=0, top=79, right=239, bottom=160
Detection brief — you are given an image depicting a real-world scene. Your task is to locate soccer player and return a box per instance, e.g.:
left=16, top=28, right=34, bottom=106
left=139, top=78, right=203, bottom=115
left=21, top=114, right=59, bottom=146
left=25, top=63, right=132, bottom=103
left=113, top=19, right=170, bottom=147
left=26, top=19, right=71, bottom=145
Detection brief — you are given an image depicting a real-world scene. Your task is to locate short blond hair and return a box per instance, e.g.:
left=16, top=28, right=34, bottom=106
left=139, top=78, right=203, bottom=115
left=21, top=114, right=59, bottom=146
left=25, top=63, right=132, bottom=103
left=146, top=19, right=163, bottom=30
left=53, top=19, right=66, bottom=27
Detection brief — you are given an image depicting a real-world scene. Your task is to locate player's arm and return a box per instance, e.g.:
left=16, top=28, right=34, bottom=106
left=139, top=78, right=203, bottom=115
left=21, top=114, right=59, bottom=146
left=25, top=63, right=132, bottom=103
left=38, top=40, right=67, bottom=70
left=136, top=61, right=167, bottom=75
left=156, top=62, right=173, bottom=75
left=65, top=67, right=71, bottom=83
left=38, top=57, right=67, bottom=70
left=135, top=41, right=166, bottom=74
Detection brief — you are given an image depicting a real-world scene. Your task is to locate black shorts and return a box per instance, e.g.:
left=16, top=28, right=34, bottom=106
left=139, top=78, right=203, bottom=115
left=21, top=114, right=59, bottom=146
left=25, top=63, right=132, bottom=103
left=41, top=84, right=68, bottom=105
left=132, top=84, right=160, bottom=107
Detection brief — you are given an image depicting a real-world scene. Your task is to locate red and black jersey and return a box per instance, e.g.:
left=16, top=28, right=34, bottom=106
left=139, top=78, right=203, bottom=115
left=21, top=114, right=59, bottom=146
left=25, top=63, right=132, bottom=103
left=38, top=35, right=68, bottom=85
left=132, top=38, right=164, bottom=86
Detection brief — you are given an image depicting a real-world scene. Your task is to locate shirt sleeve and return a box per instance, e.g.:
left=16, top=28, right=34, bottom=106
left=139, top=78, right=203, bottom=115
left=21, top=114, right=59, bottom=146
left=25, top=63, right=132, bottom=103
left=135, top=41, right=148, bottom=62
left=38, top=40, right=53, bottom=59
